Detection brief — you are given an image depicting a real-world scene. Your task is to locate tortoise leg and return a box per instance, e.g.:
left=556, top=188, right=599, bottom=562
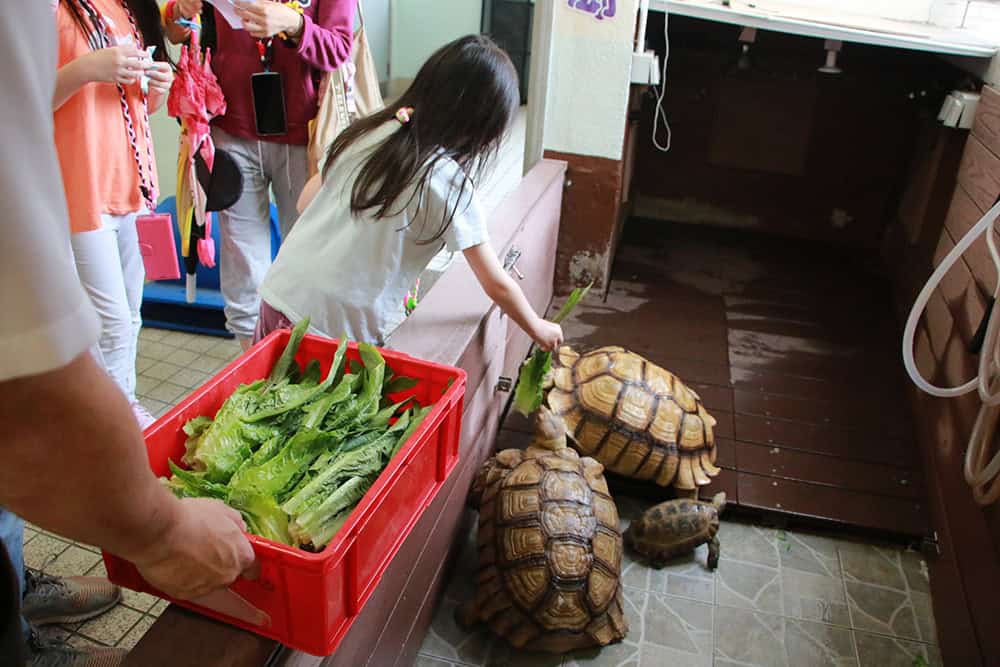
left=707, top=535, right=721, bottom=570
left=455, top=599, right=480, bottom=630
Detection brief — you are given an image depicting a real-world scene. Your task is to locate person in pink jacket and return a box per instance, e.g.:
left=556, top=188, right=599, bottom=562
left=165, top=0, right=355, bottom=349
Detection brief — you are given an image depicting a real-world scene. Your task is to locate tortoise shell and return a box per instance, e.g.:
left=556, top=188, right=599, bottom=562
left=461, top=445, right=629, bottom=653
left=624, top=493, right=725, bottom=568
left=546, top=346, right=721, bottom=491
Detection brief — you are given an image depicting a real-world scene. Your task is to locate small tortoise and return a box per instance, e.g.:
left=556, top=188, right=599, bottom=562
left=624, top=492, right=727, bottom=569
left=545, top=346, right=721, bottom=496
left=458, top=408, right=629, bottom=653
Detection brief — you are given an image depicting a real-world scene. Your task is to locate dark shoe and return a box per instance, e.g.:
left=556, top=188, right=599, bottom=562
left=26, top=629, right=127, bottom=667
left=22, top=572, right=122, bottom=626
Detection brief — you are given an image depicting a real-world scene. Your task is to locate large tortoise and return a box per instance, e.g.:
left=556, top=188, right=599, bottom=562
left=458, top=408, right=628, bottom=653
left=545, top=346, right=720, bottom=496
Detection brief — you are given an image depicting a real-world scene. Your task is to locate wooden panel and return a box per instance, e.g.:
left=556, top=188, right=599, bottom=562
left=971, top=85, right=1000, bottom=160
left=735, top=441, right=922, bottom=500
left=953, top=279, right=988, bottom=345
left=910, top=391, right=1000, bottom=663
left=957, top=135, right=1000, bottom=215
left=728, top=329, right=898, bottom=381
left=737, top=472, right=926, bottom=536
left=944, top=185, right=996, bottom=296
left=734, top=414, right=913, bottom=468
left=932, top=225, right=972, bottom=307
left=733, top=390, right=906, bottom=437
left=924, top=289, right=955, bottom=361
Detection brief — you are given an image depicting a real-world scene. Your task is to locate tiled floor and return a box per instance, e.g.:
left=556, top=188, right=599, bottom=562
left=415, top=494, right=942, bottom=667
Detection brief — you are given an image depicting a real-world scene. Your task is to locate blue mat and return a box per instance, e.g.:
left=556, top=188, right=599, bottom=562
left=141, top=197, right=281, bottom=337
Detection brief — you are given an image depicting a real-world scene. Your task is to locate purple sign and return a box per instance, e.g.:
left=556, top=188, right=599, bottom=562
left=568, top=0, right=617, bottom=21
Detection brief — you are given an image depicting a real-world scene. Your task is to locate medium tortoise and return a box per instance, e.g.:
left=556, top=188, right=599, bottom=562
left=545, top=346, right=721, bottom=496
left=458, top=408, right=629, bottom=653
left=625, top=492, right=726, bottom=569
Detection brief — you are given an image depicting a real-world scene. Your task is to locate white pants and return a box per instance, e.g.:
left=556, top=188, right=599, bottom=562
left=213, top=127, right=308, bottom=340
left=71, top=211, right=145, bottom=402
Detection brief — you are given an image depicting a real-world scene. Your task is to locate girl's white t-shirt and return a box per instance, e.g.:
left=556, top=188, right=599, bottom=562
left=259, top=121, right=489, bottom=345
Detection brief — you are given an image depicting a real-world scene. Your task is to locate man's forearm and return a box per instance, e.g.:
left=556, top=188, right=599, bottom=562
left=0, top=353, right=180, bottom=562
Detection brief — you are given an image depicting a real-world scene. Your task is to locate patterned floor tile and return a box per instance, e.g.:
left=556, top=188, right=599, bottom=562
left=143, top=361, right=181, bottom=382
left=135, top=374, right=162, bottom=396
left=778, top=531, right=842, bottom=579
left=781, top=570, right=850, bottom=627
left=783, top=619, right=857, bottom=666
left=77, top=604, right=143, bottom=646
left=853, top=631, right=942, bottom=667
left=415, top=656, right=464, bottom=667
left=170, top=367, right=211, bottom=390
left=419, top=594, right=496, bottom=666
left=900, top=550, right=930, bottom=595
left=24, top=534, right=71, bottom=570
left=838, top=542, right=906, bottom=591
left=716, top=559, right=783, bottom=615
left=845, top=581, right=919, bottom=641
left=40, top=545, right=102, bottom=578
left=714, top=605, right=788, bottom=667
left=121, top=588, right=159, bottom=613
left=117, top=614, right=157, bottom=649
left=564, top=641, right=640, bottom=667
left=145, top=381, right=188, bottom=404
left=642, top=592, right=713, bottom=664
left=909, top=591, right=938, bottom=644
left=716, top=521, right=780, bottom=568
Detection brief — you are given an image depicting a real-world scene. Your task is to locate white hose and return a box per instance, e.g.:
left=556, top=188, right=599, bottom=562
left=902, top=198, right=1000, bottom=505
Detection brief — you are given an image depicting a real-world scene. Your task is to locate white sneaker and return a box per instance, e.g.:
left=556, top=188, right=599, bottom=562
left=130, top=401, right=156, bottom=430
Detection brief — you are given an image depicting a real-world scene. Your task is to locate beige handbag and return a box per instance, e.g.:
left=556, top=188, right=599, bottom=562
left=308, top=0, right=385, bottom=176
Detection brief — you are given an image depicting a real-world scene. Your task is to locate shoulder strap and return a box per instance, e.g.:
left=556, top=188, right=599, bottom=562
left=356, top=0, right=365, bottom=29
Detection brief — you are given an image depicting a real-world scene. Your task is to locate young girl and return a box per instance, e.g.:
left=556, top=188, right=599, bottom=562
left=55, top=0, right=173, bottom=428
left=257, top=36, right=563, bottom=351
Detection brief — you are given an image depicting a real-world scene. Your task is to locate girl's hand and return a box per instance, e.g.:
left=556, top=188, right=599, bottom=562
left=235, top=1, right=304, bottom=40
left=176, top=0, right=203, bottom=19
left=145, top=61, right=174, bottom=96
left=83, top=44, right=147, bottom=85
left=530, top=320, right=564, bottom=353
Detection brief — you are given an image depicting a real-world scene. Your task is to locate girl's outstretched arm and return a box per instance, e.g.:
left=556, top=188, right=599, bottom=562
left=464, top=243, right=564, bottom=351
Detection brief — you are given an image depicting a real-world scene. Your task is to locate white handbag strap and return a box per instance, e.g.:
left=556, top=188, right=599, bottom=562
left=356, top=0, right=365, bottom=29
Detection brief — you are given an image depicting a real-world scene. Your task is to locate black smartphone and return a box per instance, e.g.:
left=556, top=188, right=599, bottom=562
left=251, top=71, right=288, bottom=136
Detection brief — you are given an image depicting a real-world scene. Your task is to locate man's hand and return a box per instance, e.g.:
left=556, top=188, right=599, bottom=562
left=132, top=498, right=256, bottom=601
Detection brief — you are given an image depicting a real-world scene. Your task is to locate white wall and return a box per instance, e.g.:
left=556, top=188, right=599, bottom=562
left=543, top=0, right=639, bottom=160
left=361, top=0, right=390, bottom=83
left=388, top=0, right=482, bottom=81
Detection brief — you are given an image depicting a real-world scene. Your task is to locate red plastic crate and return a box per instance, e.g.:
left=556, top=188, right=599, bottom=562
left=103, top=330, right=465, bottom=656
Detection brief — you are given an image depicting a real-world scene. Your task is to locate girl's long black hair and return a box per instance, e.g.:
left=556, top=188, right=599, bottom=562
left=61, top=0, right=170, bottom=63
left=323, top=35, right=520, bottom=244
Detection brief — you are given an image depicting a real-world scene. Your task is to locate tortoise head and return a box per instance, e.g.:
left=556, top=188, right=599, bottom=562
left=530, top=406, right=568, bottom=451
left=712, top=492, right=727, bottom=513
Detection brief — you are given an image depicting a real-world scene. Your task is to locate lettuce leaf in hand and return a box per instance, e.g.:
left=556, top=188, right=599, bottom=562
left=512, top=283, right=591, bottom=416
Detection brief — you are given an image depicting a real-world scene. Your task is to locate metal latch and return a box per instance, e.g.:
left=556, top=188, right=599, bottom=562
left=503, top=248, right=525, bottom=280
left=496, top=376, right=513, bottom=393
left=921, top=531, right=941, bottom=559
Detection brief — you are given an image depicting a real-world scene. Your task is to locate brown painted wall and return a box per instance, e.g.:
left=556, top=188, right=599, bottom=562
left=544, top=149, right=624, bottom=296
left=631, top=14, right=964, bottom=248
left=887, top=85, right=1000, bottom=666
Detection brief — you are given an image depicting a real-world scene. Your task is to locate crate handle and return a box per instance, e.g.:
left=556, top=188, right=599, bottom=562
left=191, top=588, right=271, bottom=628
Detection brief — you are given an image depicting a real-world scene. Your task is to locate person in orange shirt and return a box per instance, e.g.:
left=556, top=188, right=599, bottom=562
left=53, top=0, right=173, bottom=430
